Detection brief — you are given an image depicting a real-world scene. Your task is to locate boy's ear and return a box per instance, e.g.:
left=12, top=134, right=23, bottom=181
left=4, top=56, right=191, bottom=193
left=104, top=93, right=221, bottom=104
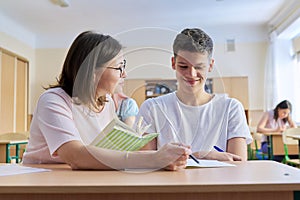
left=171, top=57, right=176, bottom=70
left=208, top=59, right=214, bottom=72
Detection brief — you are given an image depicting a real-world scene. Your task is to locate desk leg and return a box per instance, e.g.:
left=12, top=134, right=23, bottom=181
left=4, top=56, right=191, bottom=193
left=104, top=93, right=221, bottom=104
left=267, top=136, right=274, bottom=160
left=16, top=144, right=20, bottom=163
left=247, top=144, right=253, bottom=160
left=298, top=143, right=300, bottom=160
left=295, top=191, right=300, bottom=200
left=6, top=144, right=10, bottom=163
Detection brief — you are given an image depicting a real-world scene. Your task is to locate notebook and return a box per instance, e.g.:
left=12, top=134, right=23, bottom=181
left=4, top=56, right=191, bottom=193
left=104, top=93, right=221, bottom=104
left=186, top=159, right=236, bottom=168
left=90, top=118, right=158, bottom=151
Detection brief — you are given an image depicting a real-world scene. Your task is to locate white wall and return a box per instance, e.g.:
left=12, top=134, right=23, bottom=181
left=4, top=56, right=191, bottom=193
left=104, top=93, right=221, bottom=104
left=122, top=41, right=267, bottom=110
left=1, top=40, right=266, bottom=113
left=34, top=48, right=68, bottom=111
left=0, top=25, right=268, bottom=113
left=116, top=25, right=268, bottom=110
left=213, top=42, right=267, bottom=110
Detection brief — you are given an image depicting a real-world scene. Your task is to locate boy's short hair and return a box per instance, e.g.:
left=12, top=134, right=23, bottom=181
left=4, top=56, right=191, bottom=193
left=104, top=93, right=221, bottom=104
left=173, top=28, right=213, bottom=58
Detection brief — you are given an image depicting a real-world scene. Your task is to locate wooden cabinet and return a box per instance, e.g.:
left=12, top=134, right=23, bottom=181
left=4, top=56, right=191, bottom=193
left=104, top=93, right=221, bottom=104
left=123, top=79, right=176, bottom=107
left=0, top=49, right=28, bottom=133
left=124, top=77, right=249, bottom=121
left=212, top=76, right=249, bottom=109
left=144, top=80, right=176, bottom=98
left=211, top=76, right=249, bottom=123
left=123, top=79, right=146, bottom=108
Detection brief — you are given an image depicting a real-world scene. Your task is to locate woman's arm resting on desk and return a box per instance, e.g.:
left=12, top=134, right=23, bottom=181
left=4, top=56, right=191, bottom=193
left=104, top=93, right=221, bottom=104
left=57, top=140, right=190, bottom=170
left=257, top=112, right=283, bottom=132
left=57, top=141, right=111, bottom=170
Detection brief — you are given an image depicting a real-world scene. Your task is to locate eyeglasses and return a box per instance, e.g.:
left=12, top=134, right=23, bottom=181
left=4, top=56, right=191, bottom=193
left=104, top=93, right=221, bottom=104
left=107, top=59, right=126, bottom=77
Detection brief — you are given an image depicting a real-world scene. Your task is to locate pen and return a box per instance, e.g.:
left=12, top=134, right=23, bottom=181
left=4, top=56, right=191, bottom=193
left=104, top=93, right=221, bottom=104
left=213, top=145, right=224, bottom=152
left=189, top=154, right=200, bottom=164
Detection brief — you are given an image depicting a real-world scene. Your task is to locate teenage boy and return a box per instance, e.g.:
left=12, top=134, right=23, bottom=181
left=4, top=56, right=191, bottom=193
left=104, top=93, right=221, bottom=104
left=137, top=28, right=252, bottom=161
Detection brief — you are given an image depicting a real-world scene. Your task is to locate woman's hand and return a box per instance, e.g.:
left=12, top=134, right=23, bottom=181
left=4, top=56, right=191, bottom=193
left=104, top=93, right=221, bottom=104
left=276, top=125, right=286, bottom=132
left=155, top=143, right=191, bottom=171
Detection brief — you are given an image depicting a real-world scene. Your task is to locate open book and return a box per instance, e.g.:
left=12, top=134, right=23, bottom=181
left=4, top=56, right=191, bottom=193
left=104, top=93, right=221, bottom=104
left=186, top=159, right=235, bottom=168
left=90, top=118, right=158, bottom=151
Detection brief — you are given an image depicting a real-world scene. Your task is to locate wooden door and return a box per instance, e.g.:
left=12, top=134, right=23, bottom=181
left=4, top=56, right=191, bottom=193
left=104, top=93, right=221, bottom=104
left=16, top=59, right=28, bottom=132
left=0, top=50, right=28, bottom=133
left=0, top=52, right=15, bottom=133
left=212, top=76, right=249, bottom=109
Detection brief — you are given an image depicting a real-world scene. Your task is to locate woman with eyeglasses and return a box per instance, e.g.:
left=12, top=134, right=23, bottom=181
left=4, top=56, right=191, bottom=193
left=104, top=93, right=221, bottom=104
left=22, top=31, right=191, bottom=171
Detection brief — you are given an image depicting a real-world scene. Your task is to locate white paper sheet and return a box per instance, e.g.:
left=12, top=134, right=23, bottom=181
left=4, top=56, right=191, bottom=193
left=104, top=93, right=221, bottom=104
left=186, top=159, right=235, bottom=168
left=0, top=164, right=51, bottom=176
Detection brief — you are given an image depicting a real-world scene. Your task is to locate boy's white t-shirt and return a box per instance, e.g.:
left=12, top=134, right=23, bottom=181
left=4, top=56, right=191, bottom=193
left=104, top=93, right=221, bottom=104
left=136, top=92, right=252, bottom=153
left=22, top=87, right=115, bottom=164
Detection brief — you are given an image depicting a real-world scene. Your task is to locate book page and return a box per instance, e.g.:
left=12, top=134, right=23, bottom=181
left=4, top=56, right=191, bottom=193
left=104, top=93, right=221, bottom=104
left=0, top=164, right=51, bottom=176
left=186, top=159, right=235, bottom=168
left=90, top=118, right=159, bottom=151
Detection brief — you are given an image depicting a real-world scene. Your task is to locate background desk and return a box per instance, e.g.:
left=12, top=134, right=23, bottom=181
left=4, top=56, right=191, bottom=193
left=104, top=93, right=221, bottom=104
left=0, top=161, right=300, bottom=200
left=0, top=139, right=28, bottom=163
left=260, top=132, right=298, bottom=159
left=287, top=134, right=300, bottom=159
left=0, top=132, right=29, bottom=163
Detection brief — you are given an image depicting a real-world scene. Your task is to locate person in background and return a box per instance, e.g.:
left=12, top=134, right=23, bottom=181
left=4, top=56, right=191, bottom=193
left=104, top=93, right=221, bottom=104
left=22, top=31, right=191, bottom=171
left=112, top=78, right=138, bottom=127
left=257, top=100, right=296, bottom=154
left=136, top=28, right=252, bottom=161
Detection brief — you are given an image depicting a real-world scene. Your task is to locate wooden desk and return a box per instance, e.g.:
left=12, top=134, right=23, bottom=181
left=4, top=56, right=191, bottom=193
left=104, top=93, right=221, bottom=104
left=0, top=161, right=299, bottom=200
left=260, top=132, right=298, bottom=160
left=287, top=134, right=300, bottom=159
left=0, top=140, right=28, bottom=163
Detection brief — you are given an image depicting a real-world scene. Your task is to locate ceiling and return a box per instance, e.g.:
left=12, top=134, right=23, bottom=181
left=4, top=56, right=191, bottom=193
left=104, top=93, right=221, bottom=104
left=0, top=0, right=291, bottom=48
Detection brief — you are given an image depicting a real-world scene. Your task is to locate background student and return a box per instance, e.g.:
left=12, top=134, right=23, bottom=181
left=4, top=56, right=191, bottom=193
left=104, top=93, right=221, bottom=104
left=257, top=100, right=297, bottom=154
left=136, top=28, right=252, bottom=161
left=112, top=78, right=139, bottom=127
left=22, top=31, right=191, bottom=171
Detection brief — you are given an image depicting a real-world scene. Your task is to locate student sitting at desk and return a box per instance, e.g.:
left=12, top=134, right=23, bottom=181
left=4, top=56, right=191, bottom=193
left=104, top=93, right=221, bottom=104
left=112, top=78, right=139, bottom=128
left=22, top=31, right=191, bottom=171
left=257, top=100, right=296, bottom=154
left=135, top=28, right=252, bottom=161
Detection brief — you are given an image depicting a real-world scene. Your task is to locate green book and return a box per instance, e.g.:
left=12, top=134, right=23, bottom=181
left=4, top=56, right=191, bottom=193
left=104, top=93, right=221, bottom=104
left=90, top=118, right=158, bottom=151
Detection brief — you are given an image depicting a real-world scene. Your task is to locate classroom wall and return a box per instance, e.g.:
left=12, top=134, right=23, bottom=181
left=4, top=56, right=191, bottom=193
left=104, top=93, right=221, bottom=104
left=34, top=48, right=68, bottom=110
left=0, top=16, right=268, bottom=113
left=214, top=42, right=267, bottom=110
left=0, top=34, right=267, bottom=113
left=34, top=41, right=267, bottom=112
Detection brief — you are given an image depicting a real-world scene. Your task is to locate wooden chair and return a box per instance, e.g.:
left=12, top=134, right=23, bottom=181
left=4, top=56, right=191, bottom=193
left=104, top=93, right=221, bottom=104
left=248, top=126, right=256, bottom=160
left=282, top=128, right=300, bottom=167
left=249, top=126, right=268, bottom=160
left=0, top=132, right=29, bottom=163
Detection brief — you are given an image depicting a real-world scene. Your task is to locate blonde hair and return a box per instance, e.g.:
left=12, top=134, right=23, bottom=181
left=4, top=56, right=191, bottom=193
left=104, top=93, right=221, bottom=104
left=49, top=31, right=122, bottom=111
